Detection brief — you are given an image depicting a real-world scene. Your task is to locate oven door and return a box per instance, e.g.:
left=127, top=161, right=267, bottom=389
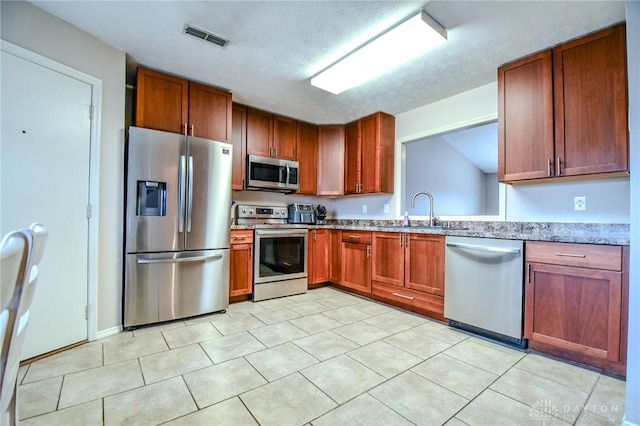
left=254, top=228, right=307, bottom=284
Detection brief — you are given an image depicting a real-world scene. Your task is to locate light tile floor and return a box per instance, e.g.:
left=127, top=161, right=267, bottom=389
left=17, top=287, right=626, bottom=425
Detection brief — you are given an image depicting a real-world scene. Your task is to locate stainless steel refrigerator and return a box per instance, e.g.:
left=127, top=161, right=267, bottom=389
left=124, top=126, right=232, bottom=329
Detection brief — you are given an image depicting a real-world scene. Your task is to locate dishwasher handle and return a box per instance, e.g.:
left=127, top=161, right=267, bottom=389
left=446, top=242, right=521, bottom=255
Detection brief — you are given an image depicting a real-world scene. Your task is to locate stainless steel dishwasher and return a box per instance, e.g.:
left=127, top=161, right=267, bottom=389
left=444, top=236, right=525, bottom=347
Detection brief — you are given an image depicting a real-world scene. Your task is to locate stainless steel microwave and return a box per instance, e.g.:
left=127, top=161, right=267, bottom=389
left=246, top=154, right=299, bottom=192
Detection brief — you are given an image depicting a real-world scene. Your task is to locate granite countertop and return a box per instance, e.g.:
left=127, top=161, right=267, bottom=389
left=232, top=220, right=630, bottom=246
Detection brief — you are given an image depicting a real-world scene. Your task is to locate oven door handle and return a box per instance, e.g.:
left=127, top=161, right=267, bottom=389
left=255, top=229, right=307, bottom=238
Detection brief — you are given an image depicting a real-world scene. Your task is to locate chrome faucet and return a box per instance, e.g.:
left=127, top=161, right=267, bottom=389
left=411, top=191, right=435, bottom=227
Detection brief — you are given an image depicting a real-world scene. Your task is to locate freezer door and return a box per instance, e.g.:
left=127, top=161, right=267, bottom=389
left=126, top=127, right=186, bottom=253
left=124, top=249, right=230, bottom=328
left=185, top=136, right=232, bottom=250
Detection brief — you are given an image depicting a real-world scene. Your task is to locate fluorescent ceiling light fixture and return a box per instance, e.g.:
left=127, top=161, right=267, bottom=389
left=311, top=10, right=447, bottom=95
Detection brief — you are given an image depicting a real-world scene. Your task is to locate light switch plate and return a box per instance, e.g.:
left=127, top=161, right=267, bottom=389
left=362, top=204, right=367, bottom=214
left=383, top=204, right=389, bottom=213
left=574, top=196, right=586, bottom=211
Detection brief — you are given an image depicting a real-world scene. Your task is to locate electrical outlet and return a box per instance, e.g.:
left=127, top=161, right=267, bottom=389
left=383, top=204, right=390, bottom=213
left=574, top=196, right=586, bottom=211
left=362, top=204, right=368, bottom=214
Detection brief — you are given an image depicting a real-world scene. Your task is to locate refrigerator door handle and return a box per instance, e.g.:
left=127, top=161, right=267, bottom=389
left=186, top=155, right=194, bottom=232
left=178, top=155, right=186, bottom=233
left=137, top=253, right=224, bottom=264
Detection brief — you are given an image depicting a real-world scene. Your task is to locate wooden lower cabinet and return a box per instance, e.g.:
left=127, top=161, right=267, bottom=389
left=329, top=230, right=342, bottom=284
left=340, top=231, right=371, bottom=293
left=525, top=241, right=628, bottom=375
left=371, top=232, right=445, bottom=319
left=308, top=229, right=329, bottom=284
left=229, top=230, right=253, bottom=297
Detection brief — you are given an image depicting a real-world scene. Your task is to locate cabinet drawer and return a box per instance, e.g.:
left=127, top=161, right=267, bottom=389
left=526, top=241, right=622, bottom=271
left=231, top=230, right=254, bottom=244
left=372, top=281, right=444, bottom=314
left=342, top=231, right=372, bottom=244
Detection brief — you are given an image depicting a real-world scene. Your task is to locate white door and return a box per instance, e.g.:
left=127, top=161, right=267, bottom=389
left=1, top=51, right=91, bottom=359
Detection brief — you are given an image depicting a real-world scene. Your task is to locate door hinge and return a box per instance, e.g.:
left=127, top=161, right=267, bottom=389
left=86, top=204, right=93, bottom=219
left=85, top=305, right=90, bottom=320
left=89, top=105, right=95, bottom=120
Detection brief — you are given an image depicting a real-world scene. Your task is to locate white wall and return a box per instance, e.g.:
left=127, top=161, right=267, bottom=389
left=624, top=2, right=639, bottom=424
left=404, top=136, right=486, bottom=216
left=1, top=1, right=126, bottom=333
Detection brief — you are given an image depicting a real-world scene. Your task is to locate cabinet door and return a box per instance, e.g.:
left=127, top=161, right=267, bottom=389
left=329, top=230, right=342, bottom=284
left=296, top=122, right=319, bottom=195
left=231, top=104, right=247, bottom=190
left=188, top=82, right=232, bottom=142
left=229, top=243, right=253, bottom=297
left=135, top=67, right=189, bottom=134
left=554, top=24, right=628, bottom=177
left=525, top=263, right=622, bottom=362
left=246, top=108, right=273, bottom=157
left=498, top=51, right=554, bottom=182
left=344, top=120, right=361, bottom=194
left=371, top=232, right=404, bottom=287
left=361, top=112, right=395, bottom=194
left=309, top=229, right=329, bottom=284
left=405, top=234, right=445, bottom=295
left=273, top=115, right=297, bottom=160
left=318, top=126, right=345, bottom=196
left=341, top=242, right=371, bottom=293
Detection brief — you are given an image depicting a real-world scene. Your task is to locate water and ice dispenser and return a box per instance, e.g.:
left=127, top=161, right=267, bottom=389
left=136, top=181, right=167, bottom=216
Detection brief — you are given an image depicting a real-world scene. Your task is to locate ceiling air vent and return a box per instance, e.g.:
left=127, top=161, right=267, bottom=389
left=184, top=25, right=229, bottom=48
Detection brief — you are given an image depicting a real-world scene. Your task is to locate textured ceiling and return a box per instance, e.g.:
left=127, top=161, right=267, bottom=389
left=30, top=1, right=625, bottom=125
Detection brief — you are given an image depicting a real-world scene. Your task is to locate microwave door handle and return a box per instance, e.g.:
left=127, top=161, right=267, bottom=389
left=285, top=163, right=290, bottom=187
left=186, top=155, right=194, bottom=232
left=178, top=155, right=186, bottom=233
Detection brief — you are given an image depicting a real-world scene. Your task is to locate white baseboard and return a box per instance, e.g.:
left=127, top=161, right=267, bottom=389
left=95, top=325, right=122, bottom=340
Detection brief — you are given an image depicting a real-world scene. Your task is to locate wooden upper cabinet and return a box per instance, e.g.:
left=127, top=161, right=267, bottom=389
left=343, top=112, right=395, bottom=194
left=273, top=115, right=297, bottom=160
left=296, top=121, right=319, bottom=195
left=246, top=108, right=273, bottom=157
left=135, top=67, right=232, bottom=142
left=361, top=112, right=395, bottom=194
left=231, top=103, right=247, bottom=190
left=498, top=51, right=554, bottom=182
left=188, top=82, right=232, bottom=142
left=344, top=120, right=361, bottom=195
left=136, top=67, right=189, bottom=134
left=498, top=24, right=628, bottom=183
left=318, top=125, right=345, bottom=196
left=554, top=24, right=628, bottom=177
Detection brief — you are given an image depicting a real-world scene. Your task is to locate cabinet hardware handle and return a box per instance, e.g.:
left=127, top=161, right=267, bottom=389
left=183, top=123, right=188, bottom=136
left=233, top=236, right=246, bottom=240
left=400, top=234, right=403, bottom=248
left=348, top=235, right=361, bottom=239
left=553, top=252, right=586, bottom=258
left=405, top=234, right=408, bottom=247
left=274, top=147, right=277, bottom=157
left=367, top=246, right=371, bottom=258
left=392, top=292, right=414, bottom=300
left=313, top=230, right=316, bottom=241
left=190, top=124, right=195, bottom=136
left=547, top=158, right=552, bottom=176
left=556, top=157, right=561, bottom=176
